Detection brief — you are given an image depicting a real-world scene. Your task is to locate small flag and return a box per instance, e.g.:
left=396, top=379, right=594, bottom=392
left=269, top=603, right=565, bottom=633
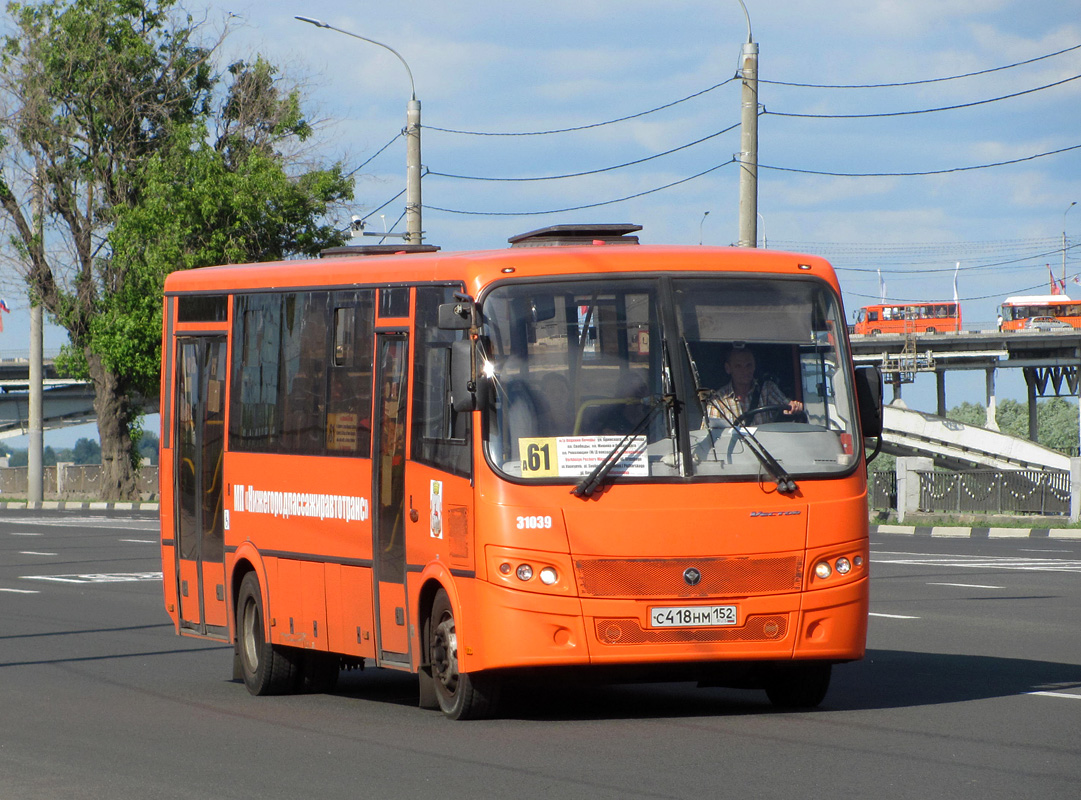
left=0, top=299, right=8, bottom=332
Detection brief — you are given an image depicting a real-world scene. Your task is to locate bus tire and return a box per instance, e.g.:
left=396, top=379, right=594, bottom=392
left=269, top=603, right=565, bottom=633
left=236, top=572, right=301, bottom=695
left=764, top=662, right=831, bottom=709
left=428, top=588, right=500, bottom=719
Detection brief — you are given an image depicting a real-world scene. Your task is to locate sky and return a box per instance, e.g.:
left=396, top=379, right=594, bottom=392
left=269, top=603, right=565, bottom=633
left=1, top=0, right=1079, bottom=446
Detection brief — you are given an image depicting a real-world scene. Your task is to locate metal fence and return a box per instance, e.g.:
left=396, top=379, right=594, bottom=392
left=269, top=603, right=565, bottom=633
left=917, top=469, right=1071, bottom=516
left=869, top=470, right=897, bottom=510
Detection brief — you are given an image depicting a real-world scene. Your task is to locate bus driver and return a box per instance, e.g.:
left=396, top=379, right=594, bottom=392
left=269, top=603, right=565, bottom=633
left=703, top=345, right=803, bottom=426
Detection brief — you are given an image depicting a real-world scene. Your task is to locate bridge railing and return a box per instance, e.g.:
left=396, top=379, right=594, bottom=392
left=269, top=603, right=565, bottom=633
left=879, top=456, right=1081, bottom=522
left=917, top=469, right=1070, bottom=516
left=0, top=465, right=159, bottom=501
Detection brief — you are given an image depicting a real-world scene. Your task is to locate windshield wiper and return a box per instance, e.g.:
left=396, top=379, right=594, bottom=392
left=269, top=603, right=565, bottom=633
left=572, top=394, right=674, bottom=498
left=682, top=338, right=798, bottom=495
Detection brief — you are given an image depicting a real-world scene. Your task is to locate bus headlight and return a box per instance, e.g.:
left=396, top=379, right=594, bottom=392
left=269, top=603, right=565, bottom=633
left=539, top=567, right=558, bottom=585
left=516, top=564, right=534, bottom=581
left=814, top=561, right=832, bottom=579
left=835, top=557, right=852, bottom=575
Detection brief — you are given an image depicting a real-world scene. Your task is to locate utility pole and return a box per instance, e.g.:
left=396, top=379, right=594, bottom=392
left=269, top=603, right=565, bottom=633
left=29, top=161, right=43, bottom=505
left=736, top=2, right=758, bottom=248
left=296, top=17, right=423, bottom=245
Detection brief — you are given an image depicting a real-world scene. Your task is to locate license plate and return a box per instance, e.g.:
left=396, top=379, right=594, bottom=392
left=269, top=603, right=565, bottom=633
left=649, top=605, right=738, bottom=628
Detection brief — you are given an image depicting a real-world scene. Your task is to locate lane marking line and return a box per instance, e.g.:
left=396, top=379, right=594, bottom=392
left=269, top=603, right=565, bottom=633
left=0, top=587, right=39, bottom=594
left=119, top=539, right=157, bottom=544
left=869, top=612, right=920, bottom=619
left=19, top=551, right=57, bottom=557
left=928, top=582, right=1004, bottom=589
left=1028, top=691, right=1081, bottom=700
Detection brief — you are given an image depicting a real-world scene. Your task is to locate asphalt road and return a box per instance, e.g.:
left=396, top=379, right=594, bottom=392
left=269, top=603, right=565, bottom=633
left=2, top=512, right=1079, bottom=799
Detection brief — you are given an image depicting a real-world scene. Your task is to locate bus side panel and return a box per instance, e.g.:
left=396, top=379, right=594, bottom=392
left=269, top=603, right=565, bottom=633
left=325, top=564, right=377, bottom=659
left=404, top=464, right=476, bottom=576
left=223, top=451, right=375, bottom=654
left=159, top=452, right=179, bottom=628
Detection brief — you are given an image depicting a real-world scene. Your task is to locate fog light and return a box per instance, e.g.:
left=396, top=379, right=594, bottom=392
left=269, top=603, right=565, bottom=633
left=815, top=561, right=832, bottom=579
left=539, top=567, right=558, bottom=585
left=516, top=564, right=533, bottom=581
left=836, top=557, right=852, bottom=575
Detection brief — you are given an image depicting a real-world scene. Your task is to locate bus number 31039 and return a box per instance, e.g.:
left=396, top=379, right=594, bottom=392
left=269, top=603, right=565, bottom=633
left=516, top=515, right=553, bottom=530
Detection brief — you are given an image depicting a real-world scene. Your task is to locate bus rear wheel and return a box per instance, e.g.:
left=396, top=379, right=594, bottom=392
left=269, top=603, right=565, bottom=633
left=428, top=589, right=500, bottom=720
left=236, top=572, right=301, bottom=695
left=764, top=662, right=831, bottom=709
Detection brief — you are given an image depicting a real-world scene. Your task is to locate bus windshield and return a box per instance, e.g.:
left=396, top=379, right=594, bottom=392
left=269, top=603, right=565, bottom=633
left=481, top=276, right=859, bottom=483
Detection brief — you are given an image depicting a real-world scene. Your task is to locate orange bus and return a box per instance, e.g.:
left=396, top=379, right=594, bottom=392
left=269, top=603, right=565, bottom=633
left=998, top=295, right=1081, bottom=331
left=160, top=224, right=883, bottom=718
left=853, top=301, right=961, bottom=335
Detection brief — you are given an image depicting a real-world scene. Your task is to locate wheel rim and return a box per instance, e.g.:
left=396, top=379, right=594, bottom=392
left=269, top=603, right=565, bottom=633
left=241, top=595, right=261, bottom=670
left=431, top=613, right=459, bottom=697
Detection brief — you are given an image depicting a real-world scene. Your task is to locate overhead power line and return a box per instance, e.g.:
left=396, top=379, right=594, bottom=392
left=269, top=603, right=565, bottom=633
left=766, top=73, right=1081, bottom=119
left=426, top=122, right=740, bottom=182
left=425, top=78, right=738, bottom=137
left=762, top=43, right=1081, bottom=89
left=760, top=143, right=1081, bottom=177
left=426, top=160, right=735, bottom=216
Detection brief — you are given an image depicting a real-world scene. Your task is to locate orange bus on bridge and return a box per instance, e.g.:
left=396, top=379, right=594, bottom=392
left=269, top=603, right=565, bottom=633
left=853, top=301, right=962, bottom=335
left=998, top=295, right=1081, bottom=331
left=159, top=224, right=883, bottom=718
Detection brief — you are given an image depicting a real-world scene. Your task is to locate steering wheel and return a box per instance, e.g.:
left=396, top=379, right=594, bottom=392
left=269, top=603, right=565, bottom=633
left=733, top=403, right=803, bottom=427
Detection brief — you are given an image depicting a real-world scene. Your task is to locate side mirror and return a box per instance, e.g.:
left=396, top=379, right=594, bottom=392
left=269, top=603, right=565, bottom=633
left=438, top=301, right=473, bottom=330
left=450, top=339, right=477, bottom=412
left=854, top=365, right=883, bottom=439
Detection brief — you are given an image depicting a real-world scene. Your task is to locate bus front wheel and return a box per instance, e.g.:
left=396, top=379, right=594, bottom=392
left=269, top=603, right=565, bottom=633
left=428, top=589, right=500, bottom=719
left=764, top=662, right=831, bottom=709
left=236, top=572, right=301, bottom=695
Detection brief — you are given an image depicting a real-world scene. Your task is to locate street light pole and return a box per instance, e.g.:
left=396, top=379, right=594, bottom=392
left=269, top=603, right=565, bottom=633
left=296, top=16, right=423, bottom=245
left=735, top=0, right=758, bottom=248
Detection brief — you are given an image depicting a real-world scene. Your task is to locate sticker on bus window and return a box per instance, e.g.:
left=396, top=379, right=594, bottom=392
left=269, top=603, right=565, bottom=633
left=519, top=436, right=648, bottom=478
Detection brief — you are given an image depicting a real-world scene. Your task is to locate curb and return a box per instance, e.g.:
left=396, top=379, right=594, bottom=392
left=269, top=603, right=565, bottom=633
left=0, top=501, right=159, bottom=512
left=872, top=524, right=1081, bottom=541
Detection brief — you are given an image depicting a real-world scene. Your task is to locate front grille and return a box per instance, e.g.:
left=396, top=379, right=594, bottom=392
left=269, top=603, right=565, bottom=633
left=574, top=555, right=803, bottom=598
left=594, top=614, right=788, bottom=645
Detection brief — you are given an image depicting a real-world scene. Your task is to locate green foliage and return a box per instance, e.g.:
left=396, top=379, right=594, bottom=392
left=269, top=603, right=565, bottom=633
left=944, top=398, right=1079, bottom=454
left=0, top=1, right=352, bottom=496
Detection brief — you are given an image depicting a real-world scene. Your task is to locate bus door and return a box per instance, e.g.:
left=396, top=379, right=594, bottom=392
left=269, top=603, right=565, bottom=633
left=173, top=335, right=228, bottom=638
left=372, top=333, right=411, bottom=663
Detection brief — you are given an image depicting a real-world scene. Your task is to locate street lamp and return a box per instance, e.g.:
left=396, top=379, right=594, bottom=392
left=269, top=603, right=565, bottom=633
left=757, top=211, right=767, bottom=249
left=735, top=0, right=758, bottom=248
left=699, top=210, right=710, bottom=245
left=296, top=16, right=423, bottom=245
left=1064, top=201, right=1076, bottom=286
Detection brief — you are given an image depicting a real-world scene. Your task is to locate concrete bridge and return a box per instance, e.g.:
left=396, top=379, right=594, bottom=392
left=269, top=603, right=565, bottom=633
left=0, top=359, right=98, bottom=440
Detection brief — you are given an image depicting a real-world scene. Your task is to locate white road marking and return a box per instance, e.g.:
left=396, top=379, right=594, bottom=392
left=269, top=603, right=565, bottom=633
left=21, top=572, right=163, bottom=584
left=1, top=517, right=157, bottom=530
left=873, top=551, right=1081, bottom=573
left=19, top=551, right=57, bottom=557
left=928, top=582, right=1004, bottom=589
left=0, top=587, right=39, bottom=594
left=1028, top=691, right=1081, bottom=700
left=869, top=612, right=920, bottom=619
left=8, top=532, right=43, bottom=536
left=119, top=539, right=157, bottom=544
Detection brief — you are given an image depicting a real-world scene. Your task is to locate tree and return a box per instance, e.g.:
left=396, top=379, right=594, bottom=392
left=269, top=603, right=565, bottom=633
left=0, top=1, right=351, bottom=499
left=72, top=437, right=100, bottom=465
